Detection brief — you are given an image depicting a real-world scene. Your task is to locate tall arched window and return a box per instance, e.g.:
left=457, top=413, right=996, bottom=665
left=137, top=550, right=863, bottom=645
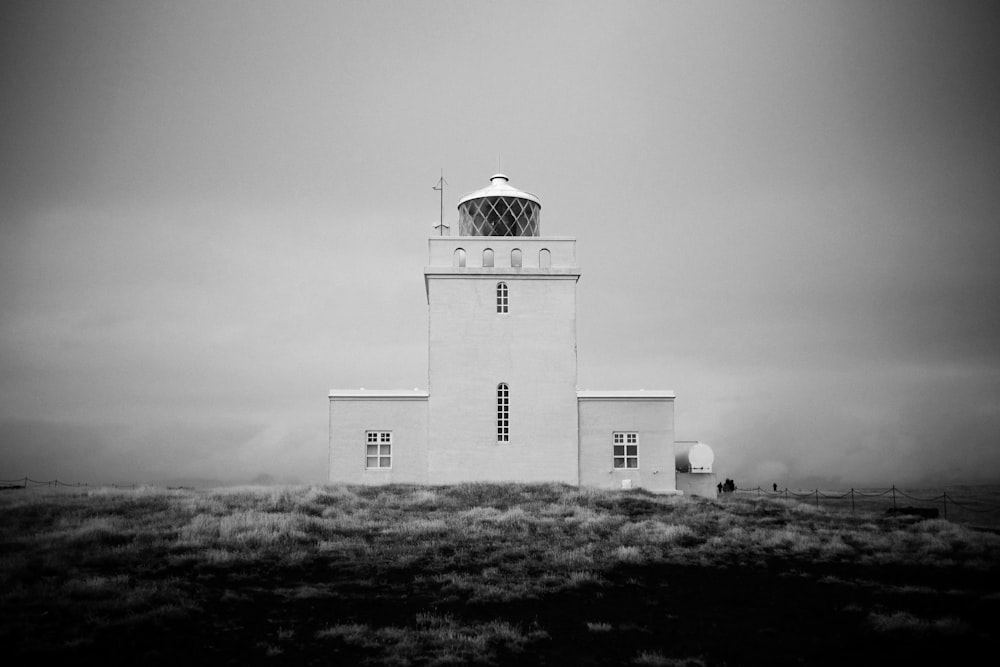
left=496, top=281, right=508, bottom=313
left=539, top=248, right=551, bottom=269
left=483, top=248, right=494, bottom=267
left=511, top=248, right=522, bottom=268
left=454, top=248, right=466, bottom=267
left=497, top=383, right=509, bottom=443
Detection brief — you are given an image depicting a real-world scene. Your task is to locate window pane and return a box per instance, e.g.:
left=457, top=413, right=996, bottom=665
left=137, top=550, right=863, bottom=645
left=613, top=458, right=625, bottom=468
left=367, top=433, right=378, bottom=442
left=627, top=434, right=637, bottom=443
left=367, top=445, right=378, bottom=455
left=626, top=459, right=637, bottom=468
left=614, top=433, right=623, bottom=443
left=613, top=445, right=624, bottom=456
left=366, top=457, right=378, bottom=468
left=511, top=249, right=522, bottom=267
left=381, top=433, right=390, bottom=442
left=381, top=445, right=391, bottom=455
left=379, top=457, right=391, bottom=468
left=626, top=445, right=637, bottom=456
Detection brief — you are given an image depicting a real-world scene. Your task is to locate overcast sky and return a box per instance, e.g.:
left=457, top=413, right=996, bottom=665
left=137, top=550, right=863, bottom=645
left=2, top=1, right=999, bottom=488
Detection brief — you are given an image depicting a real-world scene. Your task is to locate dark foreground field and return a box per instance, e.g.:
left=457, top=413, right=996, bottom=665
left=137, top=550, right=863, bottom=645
left=2, top=484, right=998, bottom=665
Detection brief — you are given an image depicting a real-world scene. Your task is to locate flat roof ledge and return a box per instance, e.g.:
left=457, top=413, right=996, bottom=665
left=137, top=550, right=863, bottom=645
left=577, top=390, right=675, bottom=400
left=329, top=389, right=429, bottom=400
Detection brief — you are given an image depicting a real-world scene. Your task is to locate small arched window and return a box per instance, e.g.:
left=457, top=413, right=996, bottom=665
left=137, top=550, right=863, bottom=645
left=483, top=248, right=494, bottom=267
left=454, top=248, right=466, bottom=268
left=511, top=248, right=522, bottom=268
left=539, top=248, right=551, bottom=269
left=496, top=282, right=508, bottom=313
left=497, top=383, right=509, bottom=443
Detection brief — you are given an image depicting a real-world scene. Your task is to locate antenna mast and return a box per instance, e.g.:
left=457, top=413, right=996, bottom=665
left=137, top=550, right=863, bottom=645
left=432, top=169, right=447, bottom=236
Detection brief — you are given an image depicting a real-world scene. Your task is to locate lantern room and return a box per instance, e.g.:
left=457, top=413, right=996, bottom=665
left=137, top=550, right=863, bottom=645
left=457, top=173, right=541, bottom=236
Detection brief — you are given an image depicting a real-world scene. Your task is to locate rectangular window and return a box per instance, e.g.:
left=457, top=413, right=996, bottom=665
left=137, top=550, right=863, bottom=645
left=366, top=431, right=392, bottom=469
left=613, top=432, right=638, bottom=469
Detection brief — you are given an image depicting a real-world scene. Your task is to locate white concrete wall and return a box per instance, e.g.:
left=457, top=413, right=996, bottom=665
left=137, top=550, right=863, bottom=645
left=426, top=238, right=581, bottom=484
left=328, top=394, right=428, bottom=485
left=578, top=395, right=676, bottom=492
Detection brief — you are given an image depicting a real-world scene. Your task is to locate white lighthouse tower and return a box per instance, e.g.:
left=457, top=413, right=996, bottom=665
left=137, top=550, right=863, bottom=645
left=424, top=174, right=581, bottom=484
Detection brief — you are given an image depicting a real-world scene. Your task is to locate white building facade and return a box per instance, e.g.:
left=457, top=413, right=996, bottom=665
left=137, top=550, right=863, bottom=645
left=329, top=173, right=683, bottom=493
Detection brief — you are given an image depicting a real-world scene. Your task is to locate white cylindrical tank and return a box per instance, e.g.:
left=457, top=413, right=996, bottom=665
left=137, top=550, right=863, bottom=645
left=675, top=441, right=714, bottom=473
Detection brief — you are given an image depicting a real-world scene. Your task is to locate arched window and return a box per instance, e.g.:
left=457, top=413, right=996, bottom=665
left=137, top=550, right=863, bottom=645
left=497, top=383, right=509, bottom=443
left=454, top=248, right=466, bottom=268
left=483, top=248, right=494, bottom=267
left=511, top=248, right=522, bottom=268
left=539, top=248, right=551, bottom=269
left=496, top=281, right=508, bottom=313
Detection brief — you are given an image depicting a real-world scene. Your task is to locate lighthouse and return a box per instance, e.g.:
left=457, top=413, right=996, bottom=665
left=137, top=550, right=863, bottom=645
left=329, top=171, right=684, bottom=493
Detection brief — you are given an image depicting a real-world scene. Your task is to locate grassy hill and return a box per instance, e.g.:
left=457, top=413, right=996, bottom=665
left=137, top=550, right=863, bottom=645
left=2, top=483, right=998, bottom=664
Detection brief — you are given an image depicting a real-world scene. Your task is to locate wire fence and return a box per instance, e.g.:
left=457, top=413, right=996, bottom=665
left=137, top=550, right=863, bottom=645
left=0, top=476, right=136, bottom=490
left=727, top=484, right=1000, bottom=529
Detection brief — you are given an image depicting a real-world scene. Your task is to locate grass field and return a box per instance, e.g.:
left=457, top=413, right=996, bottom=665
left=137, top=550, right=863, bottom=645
left=2, top=483, right=998, bottom=665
